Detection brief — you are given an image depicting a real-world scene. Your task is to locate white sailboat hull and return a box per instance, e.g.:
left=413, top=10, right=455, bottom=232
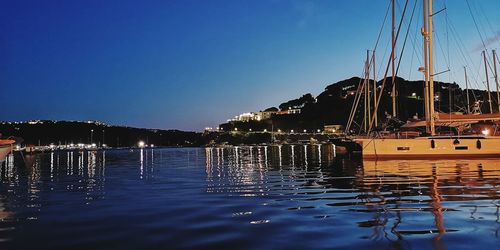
left=355, top=136, right=500, bottom=159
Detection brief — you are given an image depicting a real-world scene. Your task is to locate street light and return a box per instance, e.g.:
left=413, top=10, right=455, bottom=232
left=90, top=129, right=94, bottom=144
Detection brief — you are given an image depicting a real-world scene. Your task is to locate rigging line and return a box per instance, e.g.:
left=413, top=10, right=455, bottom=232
left=392, top=0, right=417, bottom=109
left=395, top=0, right=417, bottom=78
left=372, top=0, right=391, bottom=78
left=472, top=0, right=498, bottom=50
left=446, top=13, right=485, bottom=96
left=444, top=0, right=450, bottom=72
left=373, top=0, right=392, bottom=52
left=377, top=35, right=391, bottom=78
left=408, top=1, right=423, bottom=80
left=434, top=30, right=450, bottom=70
left=465, top=0, right=487, bottom=52
left=368, top=0, right=409, bottom=133
left=476, top=0, right=497, bottom=38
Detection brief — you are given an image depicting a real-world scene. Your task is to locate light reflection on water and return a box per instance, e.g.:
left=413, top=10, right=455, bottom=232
left=0, top=146, right=499, bottom=249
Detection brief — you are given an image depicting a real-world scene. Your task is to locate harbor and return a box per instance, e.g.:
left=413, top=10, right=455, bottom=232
left=1, top=146, right=499, bottom=249
left=2, top=0, right=500, bottom=249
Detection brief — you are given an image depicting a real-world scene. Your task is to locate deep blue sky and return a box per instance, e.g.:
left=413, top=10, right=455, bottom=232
left=1, top=0, right=500, bottom=131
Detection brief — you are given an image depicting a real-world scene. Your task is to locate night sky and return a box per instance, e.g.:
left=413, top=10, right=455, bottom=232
left=1, top=0, right=500, bottom=131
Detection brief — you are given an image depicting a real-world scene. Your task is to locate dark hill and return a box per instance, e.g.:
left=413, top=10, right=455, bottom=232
left=220, top=76, right=495, bottom=132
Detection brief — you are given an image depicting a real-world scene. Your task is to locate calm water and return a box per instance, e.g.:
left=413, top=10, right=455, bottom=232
left=1, top=145, right=499, bottom=249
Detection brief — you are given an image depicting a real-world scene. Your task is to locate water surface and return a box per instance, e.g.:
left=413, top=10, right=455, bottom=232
left=1, top=145, right=499, bottom=249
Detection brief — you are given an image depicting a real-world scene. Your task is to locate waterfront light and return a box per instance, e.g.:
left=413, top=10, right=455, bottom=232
left=138, top=141, right=145, bottom=148
left=482, top=129, right=490, bottom=136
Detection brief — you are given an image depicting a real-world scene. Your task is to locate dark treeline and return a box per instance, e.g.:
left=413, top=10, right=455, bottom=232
left=0, top=121, right=203, bottom=147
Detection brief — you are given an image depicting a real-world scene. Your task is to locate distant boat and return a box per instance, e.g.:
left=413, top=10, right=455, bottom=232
left=351, top=0, right=500, bottom=159
left=0, top=139, right=15, bottom=162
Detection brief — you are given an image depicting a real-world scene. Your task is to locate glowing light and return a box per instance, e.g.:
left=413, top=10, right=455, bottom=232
left=234, top=128, right=238, bottom=131
left=482, top=129, right=490, bottom=136
left=290, top=130, right=294, bottom=133
left=249, top=129, right=252, bottom=132
left=303, top=129, right=307, bottom=133
left=277, top=129, right=281, bottom=133
left=317, top=129, right=321, bottom=133
left=138, top=141, right=145, bottom=148
left=263, top=129, right=267, bottom=132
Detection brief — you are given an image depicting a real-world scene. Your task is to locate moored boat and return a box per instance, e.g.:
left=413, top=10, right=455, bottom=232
left=351, top=0, right=500, bottom=159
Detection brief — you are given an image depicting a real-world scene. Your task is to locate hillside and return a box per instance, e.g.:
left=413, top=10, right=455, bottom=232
left=220, top=76, right=493, bottom=132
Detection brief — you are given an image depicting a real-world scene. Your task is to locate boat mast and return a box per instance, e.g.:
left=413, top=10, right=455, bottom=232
left=364, top=54, right=368, bottom=132
left=366, top=50, right=371, bottom=128
left=464, top=66, right=471, bottom=114
left=372, top=50, right=377, bottom=125
left=482, top=50, right=493, bottom=113
left=493, top=49, right=500, bottom=113
left=428, top=0, right=436, bottom=135
left=391, top=0, right=397, bottom=118
left=422, top=0, right=430, bottom=134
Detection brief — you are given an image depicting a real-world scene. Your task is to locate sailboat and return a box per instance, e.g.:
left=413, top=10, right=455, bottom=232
left=0, top=139, right=15, bottom=162
left=355, top=0, right=500, bottom=159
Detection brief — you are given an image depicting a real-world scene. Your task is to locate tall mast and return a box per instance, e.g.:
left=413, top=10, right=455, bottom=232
left=391, top=0, right=397, bottom=117
left=493, top=49, right=500, bottom=113
left=366, top=50, right=371, bottom=126
left=364, top=55, right=368, bottom=132
left=422, top=0, right=430, bottom=133
left=428, top=0, right=436, bottom=135
left=464, top=66, right=470, bottom=114
left=482, top=50, right=493, bottom=113
left=372, top=50, right=377, bottom=125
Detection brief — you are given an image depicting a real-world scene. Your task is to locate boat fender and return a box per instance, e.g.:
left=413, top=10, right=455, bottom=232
left=453, top=139, right=460, bottom=145
left=431, top=139, right=435, bottom=149
left=476, top=140, right=481, bottom=149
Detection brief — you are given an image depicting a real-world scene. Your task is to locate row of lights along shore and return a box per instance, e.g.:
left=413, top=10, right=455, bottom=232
left=205, top=127, right=335, bottom=133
